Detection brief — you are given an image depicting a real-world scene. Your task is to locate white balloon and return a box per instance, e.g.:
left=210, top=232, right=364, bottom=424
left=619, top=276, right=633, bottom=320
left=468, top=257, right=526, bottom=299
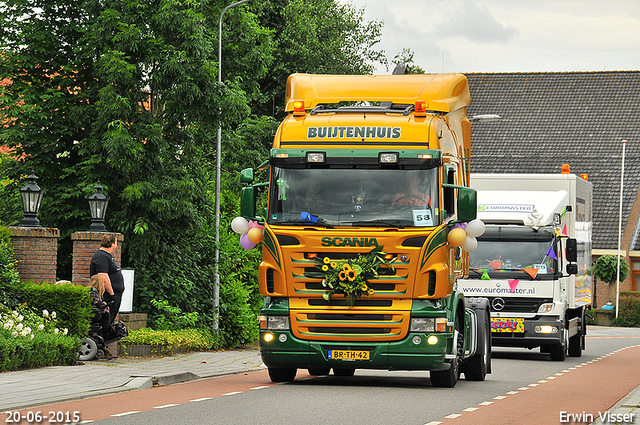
left=462, top=235, right=478, bottom=252
left=465, top=219, right=486, bottom=237
left=231, top=216, right=250, bottom=234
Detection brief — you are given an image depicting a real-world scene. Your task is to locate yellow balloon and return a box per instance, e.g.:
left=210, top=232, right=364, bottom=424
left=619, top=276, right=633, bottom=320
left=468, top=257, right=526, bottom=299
left=447, top=228, right=467, bottom=247
left=247, top=227, right=264, bottom=244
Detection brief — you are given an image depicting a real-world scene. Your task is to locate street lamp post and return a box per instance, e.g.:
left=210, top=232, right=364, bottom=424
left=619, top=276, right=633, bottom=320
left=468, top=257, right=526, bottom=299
left=88, top=182, right=110, bottom=232
left=19, top=171, right=45, bottom=227
left=214, top=0, right=251, bottom=331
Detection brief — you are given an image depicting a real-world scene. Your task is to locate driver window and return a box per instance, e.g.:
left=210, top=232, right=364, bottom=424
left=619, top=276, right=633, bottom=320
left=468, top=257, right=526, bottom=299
left=443, top=166, right=456, bottom=217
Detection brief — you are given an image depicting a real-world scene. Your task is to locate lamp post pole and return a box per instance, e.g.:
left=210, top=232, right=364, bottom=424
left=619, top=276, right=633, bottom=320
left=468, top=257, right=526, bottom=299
left=214, top=0, right=251, bottom=331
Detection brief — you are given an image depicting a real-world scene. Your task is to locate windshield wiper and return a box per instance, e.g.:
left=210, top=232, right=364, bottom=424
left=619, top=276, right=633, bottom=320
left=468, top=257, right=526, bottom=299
left=350, top=219, right=405, bottom=228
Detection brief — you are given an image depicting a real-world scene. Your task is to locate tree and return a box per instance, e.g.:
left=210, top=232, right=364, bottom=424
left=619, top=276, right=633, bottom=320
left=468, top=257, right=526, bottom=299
left=0, top=0, right=272, bottom=333
left=249, top=0, right=386, bottom=120
left=593, top=254, right=629, bottom=284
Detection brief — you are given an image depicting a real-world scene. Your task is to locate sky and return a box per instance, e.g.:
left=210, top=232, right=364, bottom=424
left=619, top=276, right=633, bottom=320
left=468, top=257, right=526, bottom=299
left=339, top=0, right=640, bottom=74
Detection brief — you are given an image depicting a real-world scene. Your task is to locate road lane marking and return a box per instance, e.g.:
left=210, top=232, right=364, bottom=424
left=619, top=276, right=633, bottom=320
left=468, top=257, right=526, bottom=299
left=111, top=411, right=140, bottom=417
left=153, top=404, right=179, bottom=409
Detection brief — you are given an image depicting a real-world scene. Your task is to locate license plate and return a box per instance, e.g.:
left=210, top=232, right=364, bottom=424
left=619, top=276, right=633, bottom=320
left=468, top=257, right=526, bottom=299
left=328, top=350, right=370, bottom=361
left=491, top=317, right=525, bottom=333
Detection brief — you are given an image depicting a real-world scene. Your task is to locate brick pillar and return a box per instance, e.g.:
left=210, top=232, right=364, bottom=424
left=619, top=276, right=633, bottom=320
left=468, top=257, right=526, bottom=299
left=8, top=227, right=60, bottom=283
left=71, top=232, right=124, bottom=286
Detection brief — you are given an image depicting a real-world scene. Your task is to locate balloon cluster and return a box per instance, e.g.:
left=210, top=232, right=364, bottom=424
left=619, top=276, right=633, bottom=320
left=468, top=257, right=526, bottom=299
left=447, top=219, right=485, bottom=252
left=231, top=217, right=264, bottom=249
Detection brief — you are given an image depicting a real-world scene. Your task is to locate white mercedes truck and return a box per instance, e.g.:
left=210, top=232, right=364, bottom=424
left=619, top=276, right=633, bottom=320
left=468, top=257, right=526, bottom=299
left=459, top=170, right=592, bottom=360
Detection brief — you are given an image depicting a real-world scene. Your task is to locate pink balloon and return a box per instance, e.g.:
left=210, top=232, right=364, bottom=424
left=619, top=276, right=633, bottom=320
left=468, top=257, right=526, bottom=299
left=249, top=220, right=264, bottom=230
left=240, top=232, right=256, bottom=249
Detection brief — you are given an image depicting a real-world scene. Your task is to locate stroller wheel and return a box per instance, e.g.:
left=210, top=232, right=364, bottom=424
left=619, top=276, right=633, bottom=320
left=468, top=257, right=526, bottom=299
left=96, top=349, right=105, bottom=359
left=78, top=337, right=98, bottom=361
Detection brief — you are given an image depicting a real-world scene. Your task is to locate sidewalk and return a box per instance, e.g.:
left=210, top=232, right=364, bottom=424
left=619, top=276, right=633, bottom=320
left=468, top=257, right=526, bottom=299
left=0, top=347, right=265, bottom=412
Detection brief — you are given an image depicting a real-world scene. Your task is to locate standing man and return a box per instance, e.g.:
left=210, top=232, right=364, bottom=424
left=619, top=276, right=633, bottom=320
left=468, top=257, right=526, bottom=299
left=90, top=233, right=124, bottom=324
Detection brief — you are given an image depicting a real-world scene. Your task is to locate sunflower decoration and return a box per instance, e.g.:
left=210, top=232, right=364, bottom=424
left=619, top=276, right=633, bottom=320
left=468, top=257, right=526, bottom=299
left=305, top=245, right=395, bottom=306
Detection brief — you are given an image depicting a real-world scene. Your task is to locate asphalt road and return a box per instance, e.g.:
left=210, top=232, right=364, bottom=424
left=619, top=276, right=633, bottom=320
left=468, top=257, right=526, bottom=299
left=20, top=327, right=640, bottom=425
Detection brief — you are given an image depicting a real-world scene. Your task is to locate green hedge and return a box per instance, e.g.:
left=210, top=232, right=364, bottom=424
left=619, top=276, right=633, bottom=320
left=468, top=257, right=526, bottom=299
left=615, top=291, right=640, bottom=327
left=19, top=281, right=92, bottom=337
left=0, top=332, right=80, bottom=371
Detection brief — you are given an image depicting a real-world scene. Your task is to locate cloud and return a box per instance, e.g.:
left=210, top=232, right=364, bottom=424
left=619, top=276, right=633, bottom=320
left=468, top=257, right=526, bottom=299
left=438, top=0, right=517, bottom=43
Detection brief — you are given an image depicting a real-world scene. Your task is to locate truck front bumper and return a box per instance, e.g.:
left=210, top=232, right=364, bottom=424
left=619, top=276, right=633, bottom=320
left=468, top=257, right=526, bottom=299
left=491, top=316, right=564, bottom=349
left=259, top=330, right=453, bottom=372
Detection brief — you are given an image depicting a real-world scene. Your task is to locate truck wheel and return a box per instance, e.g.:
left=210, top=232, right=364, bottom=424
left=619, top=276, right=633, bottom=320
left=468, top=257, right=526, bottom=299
left=464, top=308, right=491, bottom=381
left=430, top=316, right=463, bottom=388
left=308, top=367, right=331, bottom=376
left=333, top=368, right=355, bottom=377
left=268, top=367, right=297, bottom=383
left=568, top=309, right=586, bottom=357
left=549, top=329, right=568, bottom=361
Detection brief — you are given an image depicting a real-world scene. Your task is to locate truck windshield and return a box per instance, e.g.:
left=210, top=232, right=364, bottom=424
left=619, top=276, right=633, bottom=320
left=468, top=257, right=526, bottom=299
left=469, top=228, right=557, bottom=279
left=268, top=167, right=439, bottom=227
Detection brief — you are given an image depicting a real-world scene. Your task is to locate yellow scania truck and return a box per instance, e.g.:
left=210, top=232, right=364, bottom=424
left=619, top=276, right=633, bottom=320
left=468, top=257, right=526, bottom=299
left=240, top=73, right=491, bottom=387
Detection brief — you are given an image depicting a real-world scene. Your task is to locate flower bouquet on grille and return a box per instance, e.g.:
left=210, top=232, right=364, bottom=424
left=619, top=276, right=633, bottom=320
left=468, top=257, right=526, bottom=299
left=306, top=245, right=395, bottom=306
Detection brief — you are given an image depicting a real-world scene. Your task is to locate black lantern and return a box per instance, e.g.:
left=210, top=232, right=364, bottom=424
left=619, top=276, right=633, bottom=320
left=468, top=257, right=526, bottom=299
left=19, top=171, right=45, bottom=227
left=88, top=182, right=110, bottom=231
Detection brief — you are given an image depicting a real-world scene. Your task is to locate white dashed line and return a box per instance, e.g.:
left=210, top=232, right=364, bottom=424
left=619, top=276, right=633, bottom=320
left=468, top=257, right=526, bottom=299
left=110, top=411, right=139, bottom=417
left=153, top=404, right=179, bottom=409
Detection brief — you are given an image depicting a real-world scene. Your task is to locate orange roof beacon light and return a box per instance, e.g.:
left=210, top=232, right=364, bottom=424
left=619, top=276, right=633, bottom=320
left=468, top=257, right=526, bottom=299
left=414, top=100, right=427, bottom=117
left=293, top=100, right=305, bottom=116
left=561, top=164, right=570, bottom=174
left=580, top=174, right=589, bottom=181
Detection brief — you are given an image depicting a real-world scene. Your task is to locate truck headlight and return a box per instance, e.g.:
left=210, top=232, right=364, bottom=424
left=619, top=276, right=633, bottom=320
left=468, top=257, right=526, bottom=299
left=410, top=317, right=448, bottom=332
left=411, top=318, right=434, bottom=332
left=259, top=315, right=290, bottom=330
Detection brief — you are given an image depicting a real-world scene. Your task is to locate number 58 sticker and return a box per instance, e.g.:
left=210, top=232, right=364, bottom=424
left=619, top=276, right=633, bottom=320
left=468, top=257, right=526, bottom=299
left=412, top=209, right=433, bottom=226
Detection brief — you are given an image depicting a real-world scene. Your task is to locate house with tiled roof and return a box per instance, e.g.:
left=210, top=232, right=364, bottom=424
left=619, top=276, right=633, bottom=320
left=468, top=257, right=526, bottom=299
left=466, top=71, right=640, bottom=306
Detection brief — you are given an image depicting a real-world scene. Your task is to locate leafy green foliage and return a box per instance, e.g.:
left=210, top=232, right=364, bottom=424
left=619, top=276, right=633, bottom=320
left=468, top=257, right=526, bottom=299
left=0, top=227, right=21, bottom=306
left=592, top=254, right=629, bottom=284
left=150, top=299, right=199, bottom=331
left=119, top=327, right=222, bottom=352
left=0, top=304, right=81, bottom=371
left=615, top=292, right=640, bottom=328
left=18, top=282, right=92, bottom=337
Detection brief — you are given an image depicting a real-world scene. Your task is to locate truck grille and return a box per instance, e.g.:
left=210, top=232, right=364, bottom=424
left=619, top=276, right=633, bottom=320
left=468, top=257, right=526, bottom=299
left=488, top=297, right=553, bottom=313
left=290, top=298, right=412, bottom=342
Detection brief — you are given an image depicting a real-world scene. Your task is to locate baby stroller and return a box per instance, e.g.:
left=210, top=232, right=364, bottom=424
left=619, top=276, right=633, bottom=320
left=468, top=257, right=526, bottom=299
left=77, top=302, right=128, bottom=361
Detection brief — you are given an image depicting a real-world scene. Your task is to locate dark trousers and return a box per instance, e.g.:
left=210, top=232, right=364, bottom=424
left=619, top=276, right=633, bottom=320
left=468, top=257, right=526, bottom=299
left=104, top=292, right=123, bottom=323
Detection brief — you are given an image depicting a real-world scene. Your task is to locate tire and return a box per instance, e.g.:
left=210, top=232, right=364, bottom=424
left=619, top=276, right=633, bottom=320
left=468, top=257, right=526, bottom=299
left=308, top=367, right=331, bottom=376
left=464, top=308, right=491, bottom=381
left=430, top=314, right=463, bottom=388
left=333, top=368, right=355, bottom=377
left=568, top=309, right=585, bottom=357
left=549, top=329, right=568, bottom=361
left=77, top=337, right=98, bottom=361
left=268, top=367, right=297, bottom=383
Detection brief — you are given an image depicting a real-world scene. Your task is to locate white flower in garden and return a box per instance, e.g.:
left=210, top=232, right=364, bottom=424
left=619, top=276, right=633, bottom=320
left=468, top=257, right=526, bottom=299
left=54, top=328, right=59, bottom=334
left=51, top=311, right=57, bottom=319
left=17, top=315, right=23, bottom=322
left=12, top=311, right=18, bottom=317
left=43, top=310, right=49, bottom=317
left=30, top=334, right=34, bottom=339
left=16, top=323, right=23, bottom=332
left=38, top=324, right=45, bottom=331
left=24, top=326, right=31, bottom=334
left=63, top=328, right=68, bottom=335
left=3, top=322, right=11, bottom=330
left=12, top=331, right=18, bottom=338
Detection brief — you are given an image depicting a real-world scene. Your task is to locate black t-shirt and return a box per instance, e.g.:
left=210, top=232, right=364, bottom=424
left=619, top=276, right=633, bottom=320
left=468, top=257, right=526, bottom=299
left=90, top=249, right=125, bottom=294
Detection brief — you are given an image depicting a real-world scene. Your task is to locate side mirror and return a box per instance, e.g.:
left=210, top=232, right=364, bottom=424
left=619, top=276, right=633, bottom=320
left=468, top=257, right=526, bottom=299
left=457, top=187, right=477, bottom=223
left=566, top=238, right=578, bottom=263
left=240, top=186, right=256, bottom=219
left=240, top=168, right=255, bottom=184
left=566, top=263, right=578, bottom=275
